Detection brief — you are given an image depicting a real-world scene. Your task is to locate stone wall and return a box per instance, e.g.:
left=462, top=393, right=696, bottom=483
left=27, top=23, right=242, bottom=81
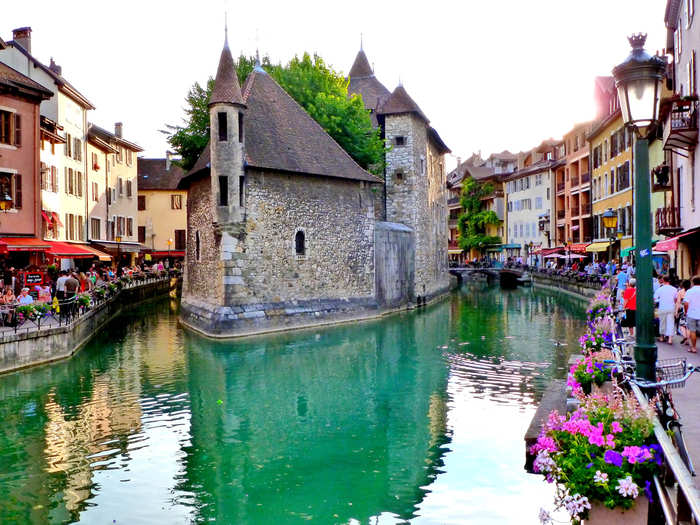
left=384, top=113, right=451, bottom=301
left=183, top=175, right=225, bottom=306
left=374, top=221, right=414, bottom=308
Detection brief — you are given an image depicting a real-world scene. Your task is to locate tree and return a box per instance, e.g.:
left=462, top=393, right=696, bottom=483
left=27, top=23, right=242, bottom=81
left=456, top=177, right=501, bottom=253
left=163, top=53, right=385, bottom=174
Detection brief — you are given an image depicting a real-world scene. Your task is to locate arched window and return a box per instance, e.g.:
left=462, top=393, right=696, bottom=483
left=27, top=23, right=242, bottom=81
left=295, top=230, right=305, bottom=256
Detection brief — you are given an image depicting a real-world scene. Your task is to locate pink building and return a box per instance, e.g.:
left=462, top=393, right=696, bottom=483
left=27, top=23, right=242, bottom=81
left=0, top=42, right=53, bottom=265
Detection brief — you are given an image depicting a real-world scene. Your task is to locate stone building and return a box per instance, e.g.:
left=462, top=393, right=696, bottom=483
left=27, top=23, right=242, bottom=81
left=179, top=37, right=447, bottom=337
left=347, top=47, right=451, bottom=300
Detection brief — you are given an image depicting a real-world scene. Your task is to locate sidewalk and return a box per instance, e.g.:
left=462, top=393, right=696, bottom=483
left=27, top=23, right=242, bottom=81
left=655, top=338, right=700, bottom=489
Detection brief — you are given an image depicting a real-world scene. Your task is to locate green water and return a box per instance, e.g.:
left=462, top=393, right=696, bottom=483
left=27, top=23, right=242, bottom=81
left=0, top=284, right=586, bottom=524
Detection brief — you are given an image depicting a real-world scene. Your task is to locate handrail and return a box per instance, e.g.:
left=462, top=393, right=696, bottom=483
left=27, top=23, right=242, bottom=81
left=630, top=383, right=700, bottom=521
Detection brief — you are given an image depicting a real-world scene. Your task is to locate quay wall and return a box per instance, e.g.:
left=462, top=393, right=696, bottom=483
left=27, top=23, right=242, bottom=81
left=0, top=278, right=172, bottom=375
left=531, top=273, right=599, bottom=301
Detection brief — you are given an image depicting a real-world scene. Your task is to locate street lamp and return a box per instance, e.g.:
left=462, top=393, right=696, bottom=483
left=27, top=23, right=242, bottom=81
left=602, top=207, right=618, bottom=268
left=612, top=33, right=665, bottom=382
left=115, top=235, right=122, bottom=274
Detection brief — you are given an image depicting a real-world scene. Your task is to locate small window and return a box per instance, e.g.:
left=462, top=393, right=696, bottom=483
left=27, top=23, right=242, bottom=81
left=295, top=230, right=305, bottom=256
left=395, top=171, right=403, bottom=181
left=238, top=112, right=244, bottom=143
left=175, top=229, right=186, bottom=250
left=394, top=136, right=405, bottom=146
left=218, top=176, right=228, bottom=206
left=170, top=194, right=182, bottom=210
left=195, top=231, right=201, bottom=261
left=138, top=226, right=146, bottom=243
left=239, top=175, right=245, bottom=207
left=138, top=195, right=146, bottom=210
left=218, top=112, right=227, bottom=141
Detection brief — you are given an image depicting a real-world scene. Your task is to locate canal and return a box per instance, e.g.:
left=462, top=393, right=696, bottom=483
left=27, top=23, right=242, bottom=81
left=0, top=283, right=586, bottom=524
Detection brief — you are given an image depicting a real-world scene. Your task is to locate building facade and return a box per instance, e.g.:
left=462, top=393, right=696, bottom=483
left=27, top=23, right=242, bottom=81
left=0, top=58, right=52, bottom=264
left=588, top=77, right=634, bottom=260
left=662, top=0, right=699, bottom=278
left=137, top=155, right=187, bottom=261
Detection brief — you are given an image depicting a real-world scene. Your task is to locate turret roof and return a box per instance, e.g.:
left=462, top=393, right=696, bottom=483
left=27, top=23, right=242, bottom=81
left=348, top=49, right=373, bottom=78
left=377, top=84, right=428, bottom=123
left=209, top=41, right=244, bottom=106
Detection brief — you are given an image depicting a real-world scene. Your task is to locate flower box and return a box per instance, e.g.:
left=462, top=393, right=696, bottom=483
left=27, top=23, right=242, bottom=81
left=585, top=497, right=648, bottom=525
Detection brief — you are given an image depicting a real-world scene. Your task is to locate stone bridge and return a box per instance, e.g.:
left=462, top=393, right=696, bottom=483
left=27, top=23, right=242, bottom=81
left=449, top=267, right=526, bottom=288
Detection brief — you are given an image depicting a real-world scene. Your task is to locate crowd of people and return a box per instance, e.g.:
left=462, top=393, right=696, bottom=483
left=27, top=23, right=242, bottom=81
left=610, top=266, right=700, bottom=353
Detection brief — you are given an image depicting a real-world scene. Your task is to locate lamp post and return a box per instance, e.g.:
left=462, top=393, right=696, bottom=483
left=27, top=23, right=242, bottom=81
left=612, top=33, right=665, bottom=382
left=602, top=207, right=618, bottom=270
left=115, top=235, right=122, bottom=275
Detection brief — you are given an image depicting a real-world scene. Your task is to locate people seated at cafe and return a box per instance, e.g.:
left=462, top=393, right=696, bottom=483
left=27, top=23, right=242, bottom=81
left=18, top=288, right=34, bottom=305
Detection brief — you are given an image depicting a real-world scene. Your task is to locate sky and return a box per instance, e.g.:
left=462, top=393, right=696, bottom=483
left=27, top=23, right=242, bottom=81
left=2, top=0, right=667, bottom=170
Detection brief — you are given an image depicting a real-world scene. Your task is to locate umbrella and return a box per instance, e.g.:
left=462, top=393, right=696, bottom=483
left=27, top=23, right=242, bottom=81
left=566, top=254, right=586, bottom=259
left=544, top=253, right=563, bottom=258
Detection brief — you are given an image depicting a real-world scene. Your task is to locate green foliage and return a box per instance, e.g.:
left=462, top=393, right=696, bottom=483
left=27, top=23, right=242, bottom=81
left=163, top=53, right=384, bottom=175
left=456, top=177, right=501, bottom=252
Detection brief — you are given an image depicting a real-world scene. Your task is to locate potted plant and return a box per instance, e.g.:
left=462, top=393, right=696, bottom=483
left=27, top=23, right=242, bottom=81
left=532, top=394, right=661, bottom=524
left=568, top=352, right=616, bottom=395
left=77, top=294, right=91, bottom=310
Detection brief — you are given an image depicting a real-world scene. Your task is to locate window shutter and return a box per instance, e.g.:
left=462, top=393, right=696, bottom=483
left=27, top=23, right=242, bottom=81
left=14, top=114, right=21, bottom=146
left=15, top=174, right=22, bottom=208
left=64, top=167, right=69, bottom=194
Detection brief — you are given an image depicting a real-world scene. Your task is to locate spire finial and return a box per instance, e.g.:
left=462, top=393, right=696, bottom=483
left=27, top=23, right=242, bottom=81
left=255, top=48, right=261, bottom=67
left=224, top=11, right=228, bottom=47
left=398, top=75, right=402, bottom=87
left=360, top=32, right=363, bottom=51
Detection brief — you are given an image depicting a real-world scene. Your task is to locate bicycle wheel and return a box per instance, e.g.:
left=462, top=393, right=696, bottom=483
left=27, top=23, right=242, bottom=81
left=671, top=423, right=696, bottom=476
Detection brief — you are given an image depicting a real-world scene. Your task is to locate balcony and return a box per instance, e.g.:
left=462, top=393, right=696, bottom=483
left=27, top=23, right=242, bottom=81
left=663, top=97, right=698, bottom=151
left=557, top=209, right=566, bottom=219
left=448, top=219, right=458, bottom=229
left=571, top=176, right=579, bottom=188
left=448, top=196, right=461, bottom=208
left=580, top=202, right=592, bottom=216
left=556, top=182, right=565, bottom=193
left=655, top=205, right=681, bottom=236
left=580, top=172, right=590, bottom=184
left=570, top=206, right=580, bottom=218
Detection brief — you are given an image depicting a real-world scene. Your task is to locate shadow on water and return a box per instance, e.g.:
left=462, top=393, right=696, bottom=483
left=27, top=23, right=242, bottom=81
left=0, top=283, right=586, bottom=524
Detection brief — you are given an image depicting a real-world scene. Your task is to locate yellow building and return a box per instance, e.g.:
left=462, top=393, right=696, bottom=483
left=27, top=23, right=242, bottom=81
left=137, top=155, right=187, bottom=262
left=588, top=78, right=634, bottom=261
left=88, top=123, right=143, bottom=265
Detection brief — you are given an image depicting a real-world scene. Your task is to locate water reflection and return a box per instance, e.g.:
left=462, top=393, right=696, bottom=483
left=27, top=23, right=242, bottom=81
left=0, top=283, right=586, bottom=524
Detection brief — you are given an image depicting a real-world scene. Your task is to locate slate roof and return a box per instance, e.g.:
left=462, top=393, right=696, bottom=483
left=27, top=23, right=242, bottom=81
left=0, top=61, right=53, bottom=100
left=347, top=49, right=390, bottom=127
left=428, top=127, right=450, bottom=154
left=89, top=123, right=143, bottom=152
left=183, top=61, right=381, bottom=185
left=349, top=49, right=373, bottom=77
left=138, top=158, right=186, bottom=190
left=377, top=84, right=429, bottom=123
left=209, top=41, right=244, bottom=106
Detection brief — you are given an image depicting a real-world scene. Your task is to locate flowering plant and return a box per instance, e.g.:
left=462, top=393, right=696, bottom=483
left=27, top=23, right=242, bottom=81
left=567, top=354, right=615, bottom=394
left=532, top=393, right=660, bottom=523
left=586, top=298, right=613, bottom=324
left=578, top=329, right=613, bottom=354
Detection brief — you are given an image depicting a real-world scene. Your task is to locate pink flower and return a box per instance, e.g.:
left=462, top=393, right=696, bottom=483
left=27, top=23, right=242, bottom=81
left=611, top=421, right=622, bottom=434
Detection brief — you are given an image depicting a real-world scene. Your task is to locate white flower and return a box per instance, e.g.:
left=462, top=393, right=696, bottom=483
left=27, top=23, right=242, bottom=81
left=534, top=450, right=556, bottom=473
left=563, top=493, right=591, bottom=518
left=616, top=476, right=639, bottom=498
left=538, top=508, right=552, bottom=524
left=593, top=470, right=609, bottom=484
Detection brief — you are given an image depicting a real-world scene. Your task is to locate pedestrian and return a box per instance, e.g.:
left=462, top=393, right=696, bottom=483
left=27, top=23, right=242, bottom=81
left=55, top=270, right=68, bottom=301
left=677, top=279, right=692, bottom=345
left=654, top=275, right=677, bottom=344
left=64, top=272, right=79, bottom=317
left=621, top=277, right=637, bottom=338
left=615, top=267, right=628, bottom=310
left=683, top=276, right=700, bottom=353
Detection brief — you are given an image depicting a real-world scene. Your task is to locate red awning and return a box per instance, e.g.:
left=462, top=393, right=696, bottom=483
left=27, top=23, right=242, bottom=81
left=0, top=237, right=51, bottom=251
left=149, top=250, right=185, bottom=257
left=47, top=241, right=96, bottom=259
left=51, top=212, right=63, bottom=227
left=655, top=230, right=696, bottom=252
left=536, top=247, right=563, bottom=256
left=41, top=210, right=52, bottom=224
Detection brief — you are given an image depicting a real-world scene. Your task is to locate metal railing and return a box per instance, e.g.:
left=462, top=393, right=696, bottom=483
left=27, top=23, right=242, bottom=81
left=580, top=172, right=590, bottom=184
left=670, top=99, right=698, bottom=131
left=556, top=182, right=565, bottom=192
left=556, top=209, right=566, bottom=219
left=571, top=176, right=579, bottom=187
left=0, top=271, right=177, bottom=338
left=447, top=197, right=461, bottom=206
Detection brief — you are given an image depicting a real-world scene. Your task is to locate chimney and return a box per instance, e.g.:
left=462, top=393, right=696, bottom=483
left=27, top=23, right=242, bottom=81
left=12, top=27, right=31, bottom=54
left=49, top=58, right=62, bottom=76
left=114, top=122, right=123, bottom=138
left=166, top=151, right=172, bottom=171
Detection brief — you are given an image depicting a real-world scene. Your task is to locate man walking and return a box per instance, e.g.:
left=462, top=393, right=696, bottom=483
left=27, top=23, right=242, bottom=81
left=64, top=272, right=79, bottom=318
left=683, top=276, right=700, bottom=353
left=55, top=270, right=68, bottom=301
left=654, top=275, right=677, bottom=344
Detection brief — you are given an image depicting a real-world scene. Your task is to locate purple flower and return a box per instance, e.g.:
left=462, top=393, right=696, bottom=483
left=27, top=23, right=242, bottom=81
left=644, top=480, right=653, bottom=503
left=586, top=462, right=593, bottom=469
left=604, top=449, right=623, bottom=467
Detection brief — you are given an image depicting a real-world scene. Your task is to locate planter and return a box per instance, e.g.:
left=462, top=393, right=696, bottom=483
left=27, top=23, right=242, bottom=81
left=585, top=498, right=648, bottom=525
left=592, top=381, right=613, bottom=396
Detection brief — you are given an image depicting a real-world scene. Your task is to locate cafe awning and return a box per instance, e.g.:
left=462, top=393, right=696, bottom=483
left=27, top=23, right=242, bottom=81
left=448, top=249, right=462, bottom=255
left=93, top=241, right=142, bottom=254
left=568, top=243, right=589, bottom=254
left=150, top=250, right=185, bottom=257
left=503, top=243, right=521, bottom=249
left=586, top=241, right=612, bottom=253
left=0, top=237, right=51, bottom=251
left=47, top=241, right=96, bottom=259
left=77, top=245, right=112, bottom=261
left=655, top=230, right=697, bottom=252
left=621, top=246, right=635, bottom=257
